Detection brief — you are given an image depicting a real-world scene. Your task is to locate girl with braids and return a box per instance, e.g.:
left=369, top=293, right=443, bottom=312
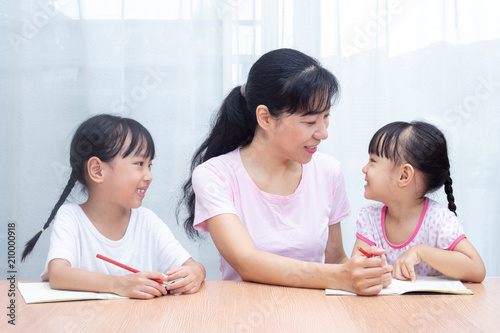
left=177, top=48, right=392, bottom=295
left=22, top=114, right=205, bottom=298
left=353, top=121, right=485, bottom=283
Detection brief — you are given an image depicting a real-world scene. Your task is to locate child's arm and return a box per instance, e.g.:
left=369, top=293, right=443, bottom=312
left=393, top=239, right=486, bottom=282
left=163, top=258, right=206, bottom=294
left=48, top=258, right=168, bottom=299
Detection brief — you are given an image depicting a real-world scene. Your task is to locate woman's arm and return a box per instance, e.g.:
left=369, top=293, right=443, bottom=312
left=325, top=223, right=348, bottom=264
left=393, top=238, right=486, bottom=282
left=207, top=213, right=390, bottom=295
left=48, top=259, right=168, bottom=299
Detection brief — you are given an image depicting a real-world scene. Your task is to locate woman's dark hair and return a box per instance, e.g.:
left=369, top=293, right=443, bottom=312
left=177, top=48, right=341, bottom=239
left=368, top=121, right=457, bottom=215
left=21, top=114, right=155, bottom=261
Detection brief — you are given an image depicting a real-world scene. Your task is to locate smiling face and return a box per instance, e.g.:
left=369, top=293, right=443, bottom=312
left=102, top=142, right=153, bottom=210
left=270, top=109, right=330, bottom=164
left=362, top=154, right=399, bottom=202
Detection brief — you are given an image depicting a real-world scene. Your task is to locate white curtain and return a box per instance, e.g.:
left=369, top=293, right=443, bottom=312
left=1, top=0, right=499, bottom=280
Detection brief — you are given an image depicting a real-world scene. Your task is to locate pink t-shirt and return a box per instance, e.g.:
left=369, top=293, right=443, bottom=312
left=192, top=148, right=351, bottom=280
left=356, top=197, right=466, bottom=276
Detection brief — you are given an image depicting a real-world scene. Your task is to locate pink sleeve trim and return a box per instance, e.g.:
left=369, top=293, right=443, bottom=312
left=448, top=234, right=466, bottom=250
left=193, top=221, right=208, bottom=232
left=356, top=233, right=376, bottom=246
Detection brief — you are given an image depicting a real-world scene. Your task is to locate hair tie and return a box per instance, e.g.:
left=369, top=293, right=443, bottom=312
left=240, top=83, right=246, bottom=98
left=41, top=228, right=45, bottom=233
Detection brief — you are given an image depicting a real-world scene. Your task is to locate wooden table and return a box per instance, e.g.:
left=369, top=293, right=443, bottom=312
left=2, top=278, right=500, bottom=332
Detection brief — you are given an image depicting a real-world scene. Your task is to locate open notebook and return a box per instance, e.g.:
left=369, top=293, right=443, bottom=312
left=326, top=276, right=474, bottom=296
left=18, top=282, right=127, bottom=304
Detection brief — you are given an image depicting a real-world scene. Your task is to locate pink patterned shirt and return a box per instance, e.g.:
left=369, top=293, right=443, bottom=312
left=356, top=197, right=466, bottom=276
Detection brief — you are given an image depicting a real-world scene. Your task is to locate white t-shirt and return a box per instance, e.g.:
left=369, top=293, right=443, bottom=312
left=356, top=197, right=466, bottom=276
left=192, top=148, right=351, bottom=280
left=41, top=203, right=191, bottom=281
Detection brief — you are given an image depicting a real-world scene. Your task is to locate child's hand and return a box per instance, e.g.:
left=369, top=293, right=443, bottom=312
left=114, top=271, right=168, bottom=299
left=393, top=245, right=422, bottom=282
left=165, top=258, right=206, bottom=294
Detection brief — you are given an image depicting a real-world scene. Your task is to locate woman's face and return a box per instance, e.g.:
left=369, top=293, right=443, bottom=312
left=269, top=109, right=330, bottom=164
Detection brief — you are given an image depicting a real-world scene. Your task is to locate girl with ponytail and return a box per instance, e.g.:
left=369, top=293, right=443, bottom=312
left=354, top=121, right=485, bottom=282
left=23, top=114, right=205, bottom=298
left=177, top=48, right=393, bottom=295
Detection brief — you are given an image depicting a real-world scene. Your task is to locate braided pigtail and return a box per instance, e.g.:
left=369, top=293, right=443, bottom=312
left=444, top=172, right=457, bottom=216
left=22, top=114, right=155, bottom=259
left=21, top=171, right=78, bottom=261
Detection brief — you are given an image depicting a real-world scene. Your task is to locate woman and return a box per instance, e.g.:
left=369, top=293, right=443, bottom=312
left=178, top=48, right=392, bottom=295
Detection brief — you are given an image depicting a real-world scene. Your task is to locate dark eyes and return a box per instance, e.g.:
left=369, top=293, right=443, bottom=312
left=304, top=113, right=330, bottom=125
left=136, top=162, right=153, bottom=168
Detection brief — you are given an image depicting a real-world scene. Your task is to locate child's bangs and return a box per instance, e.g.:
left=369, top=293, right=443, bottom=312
left=368, top=123, right=408, bottom=163
left=107, top=121, right=155, bottom=160
left=122, top=124, right=155, bottom=160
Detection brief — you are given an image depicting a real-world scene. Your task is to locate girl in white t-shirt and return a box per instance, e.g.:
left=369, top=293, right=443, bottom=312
left=177, top=48, right=393, bottom=295
left=353, top=121, right=485, bottom=282
left=22, top=114, right=205, bottom=298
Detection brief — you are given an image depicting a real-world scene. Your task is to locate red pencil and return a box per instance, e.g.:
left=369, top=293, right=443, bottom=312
left=358, top=247, right=373, bottom=258
left=96, top=254, right=167, bottom=285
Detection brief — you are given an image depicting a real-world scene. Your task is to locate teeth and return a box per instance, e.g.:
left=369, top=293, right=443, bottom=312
left=306, top=146, right=316, bottom=149
left=137, top=189, right=145, bottom=193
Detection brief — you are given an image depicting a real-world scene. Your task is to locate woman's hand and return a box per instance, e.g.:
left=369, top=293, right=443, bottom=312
left=344, top=246, right=393, bottom=295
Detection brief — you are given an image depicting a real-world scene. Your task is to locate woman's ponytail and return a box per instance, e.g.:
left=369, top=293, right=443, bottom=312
left=177, top=48, right=341, bottom=239
left=444, top=172, right=457, bottom=216
left=178, top=85, right=253, bottom=239
left=195, top=86, right=255, bottom=167
left=21, top=171, right=78, bottom=261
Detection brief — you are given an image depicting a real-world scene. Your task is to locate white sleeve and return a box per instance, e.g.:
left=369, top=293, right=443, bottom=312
left=150, top=211, right=192, bottom=272
left=40, top=205, right=80, bottom=280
